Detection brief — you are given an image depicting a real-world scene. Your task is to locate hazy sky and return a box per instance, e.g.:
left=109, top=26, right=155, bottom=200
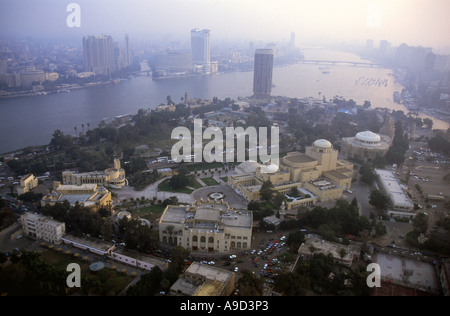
left=1, top=0, right=450, bottom=52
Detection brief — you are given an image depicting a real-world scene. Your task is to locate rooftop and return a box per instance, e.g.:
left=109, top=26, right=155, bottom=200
left=283, top=152, right=316, bottom=165
left=375, top=169, right=414, bottom=209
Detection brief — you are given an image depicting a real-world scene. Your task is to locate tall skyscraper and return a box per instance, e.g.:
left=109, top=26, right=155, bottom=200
left=83, top=35, right=116, bottom=76
left=253, top=49, right=274, bottom=98
left=125, top=34, right=131, bottom=67
left=191, top=29, right=211, bottom=73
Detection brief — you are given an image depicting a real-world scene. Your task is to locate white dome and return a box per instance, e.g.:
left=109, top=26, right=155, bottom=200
left=356, top=131, right=381, bottom=143
left=313, top=139, right=332, bottom=149
left=117, top=211, right=132, bottom=221
left=260, top=164, right=279, bottom=174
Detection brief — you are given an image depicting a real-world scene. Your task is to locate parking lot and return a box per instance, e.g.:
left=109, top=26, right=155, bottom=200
left=399, top=139, right=449, bottom=229
left=185, top=229, right=294, bottom=291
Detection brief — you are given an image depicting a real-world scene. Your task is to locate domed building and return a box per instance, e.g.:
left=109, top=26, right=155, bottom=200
left=341, top=131, right=392, bottom=162
left=229, top=139, right=354, bottom=208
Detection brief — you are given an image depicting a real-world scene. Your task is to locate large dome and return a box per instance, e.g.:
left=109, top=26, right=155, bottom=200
left=313, top=139, right=332, bottom=149
left=356, top=131, right=381, bottom=143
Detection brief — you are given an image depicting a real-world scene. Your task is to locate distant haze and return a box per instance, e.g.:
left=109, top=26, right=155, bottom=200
left=1, top=0, right=450, bottom=52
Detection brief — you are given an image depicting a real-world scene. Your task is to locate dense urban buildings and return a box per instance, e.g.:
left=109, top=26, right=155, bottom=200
left=253, top=49, right=274, bottom=98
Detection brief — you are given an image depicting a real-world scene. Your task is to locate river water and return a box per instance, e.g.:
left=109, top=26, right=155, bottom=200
left=0, top=48, right=448, bottom=154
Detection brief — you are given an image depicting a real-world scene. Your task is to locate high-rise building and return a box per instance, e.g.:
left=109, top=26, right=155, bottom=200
left=191, top=29, right=211, bottom=73
left=125, top=34, right=131, bottom=67
left=253, top=49, right=274, bottom=98
left=83, top=35, right=116, bottom=76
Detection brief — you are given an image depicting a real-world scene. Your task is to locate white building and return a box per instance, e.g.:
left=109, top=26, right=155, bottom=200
left=374, top=169, right=415, bottom=219
left=21, top=213, right=66, bottom=244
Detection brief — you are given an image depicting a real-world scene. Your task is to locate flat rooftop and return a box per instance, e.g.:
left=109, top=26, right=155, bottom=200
left=283, top=152, right=316, bottom=165
left=112, top=247, right=167, bottom=269
left=61, top=234, right=115, bottom=254
left=160, top=206, right=188, bottom=224
left=375, top=169, right=413, bottom=208
left=375, top=253, right=439, bottom=293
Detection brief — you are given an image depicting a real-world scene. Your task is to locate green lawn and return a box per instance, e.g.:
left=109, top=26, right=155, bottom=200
left=158, top=175, right=203, bottom=194
left=136, top=205, right=166, bottom=214
left=201, top=177, right=219, bottom=186
left=187, top=162, right=224, bottom=172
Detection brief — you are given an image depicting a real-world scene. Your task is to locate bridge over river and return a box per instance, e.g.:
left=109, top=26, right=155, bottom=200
left=302, top=59, right=381, bottom=68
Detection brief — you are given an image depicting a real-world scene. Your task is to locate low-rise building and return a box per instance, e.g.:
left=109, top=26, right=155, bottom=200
left=439, top=263, right=450, bottom=296
left=110, top=247, right=168, bottom=271
left=21, top=213, right=66, bottom=244
left=61, top=234, right=116, bottom=256
left=298, top=236, right=361, bottom=267
left=159, top=199, right=252, bottom=253
left=41, top=182, right=112, bottom=211
left=170, top=262, right=236, bottom=296
left=374, top=169, right=415, bottom=219
left=16, top=174, right=39, bottom=195
left=62, top=159, right=126, bottom=189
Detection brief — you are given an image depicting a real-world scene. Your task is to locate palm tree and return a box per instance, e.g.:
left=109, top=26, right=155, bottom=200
left=74, top=126, right=78, bottom=137
left=81, top=124, right=85, bottom=135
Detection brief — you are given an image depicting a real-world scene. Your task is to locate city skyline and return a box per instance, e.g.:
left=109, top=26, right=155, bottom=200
left=1, top=0, right=450, bottom=53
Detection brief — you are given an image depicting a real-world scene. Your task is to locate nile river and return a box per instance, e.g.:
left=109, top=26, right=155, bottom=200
left=0, top=48, right=448, bottom=154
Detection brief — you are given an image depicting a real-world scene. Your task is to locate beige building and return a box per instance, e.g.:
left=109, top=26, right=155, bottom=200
left=159, top=199, right=252, bottom=253
left=62, top=159, right=126, bottom=189
left=340, top=131, right=392, bottom=162
left=41, top=183, right=112, bottom=211
left=16, top=174, right=39, bottom=195
left=170, top=262, right=236, bottom=296
left=229, top=139, right=354, bottom=208
left=21, top=213, right=66, bottom=244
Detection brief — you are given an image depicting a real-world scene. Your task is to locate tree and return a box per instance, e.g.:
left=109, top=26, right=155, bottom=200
left=369, top=189, right=389, bottom=212
left=169, top=174, right=189, bottom=190
left=238, top=270, right=264, bottom=296
left=259, top=180, right=274, bottom=201
left=359, top=163, right=375, bottom=185
left=423, top=118, right=433, bottom=130
left=413, top=212, right=429, bottom=234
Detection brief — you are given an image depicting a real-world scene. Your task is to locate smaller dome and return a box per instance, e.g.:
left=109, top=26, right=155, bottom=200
left=314, top=139, right=332, bottom=149
left=117, top=211, right=132, bottom=221
left=260, top=164, right=279, bottom=174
